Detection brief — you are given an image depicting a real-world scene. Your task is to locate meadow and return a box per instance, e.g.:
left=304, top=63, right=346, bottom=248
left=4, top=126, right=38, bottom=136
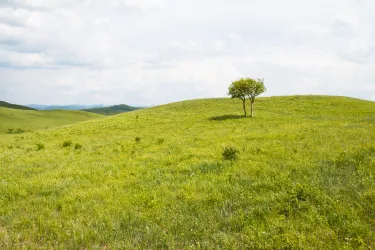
left=0, top=95, right=374, bottom=249
left=0, top=107, right=102, bottom=134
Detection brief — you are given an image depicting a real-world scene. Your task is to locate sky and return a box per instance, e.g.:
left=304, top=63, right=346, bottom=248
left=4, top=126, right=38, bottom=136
left=0, top=0, right=374, bottom=106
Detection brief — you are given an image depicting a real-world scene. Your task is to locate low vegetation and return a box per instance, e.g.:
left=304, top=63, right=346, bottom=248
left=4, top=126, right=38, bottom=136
left=62, top=140, right=73, bottom=148
left=0, top=95, right=374, bottom=249
left=7, top=128, right=28, bottom=134
left=222, top=146, right=239, bottom=161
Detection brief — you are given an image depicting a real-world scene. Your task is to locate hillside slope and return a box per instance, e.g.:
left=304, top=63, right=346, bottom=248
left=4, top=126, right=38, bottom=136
left=0, top=107, right=102, bottom=134
left=82, top=104, right=142, bottom=115
left=0, top=95, right=375, bottom=249
left=0, top=101, right=36, bottom=110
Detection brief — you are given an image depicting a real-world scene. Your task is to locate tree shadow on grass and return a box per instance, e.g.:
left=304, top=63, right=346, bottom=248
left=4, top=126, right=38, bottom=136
left=209, top=115, right=246, bottom=121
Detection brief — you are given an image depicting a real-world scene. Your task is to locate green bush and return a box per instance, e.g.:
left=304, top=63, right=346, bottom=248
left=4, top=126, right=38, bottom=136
left=135, top=137, right=141, bottom=143
left=62, top=140, right=73, bottom=147
left=36, top=143, right=45, bottom=151
left=156, top=138, right=165, bottom=145
left=74, top=143, right=82, bottom=150
left=222, top=146, right=239, bottom=161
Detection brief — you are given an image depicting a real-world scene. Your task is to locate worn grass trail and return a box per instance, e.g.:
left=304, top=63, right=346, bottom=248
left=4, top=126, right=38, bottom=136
left=0, top=96, right=374, bottom=249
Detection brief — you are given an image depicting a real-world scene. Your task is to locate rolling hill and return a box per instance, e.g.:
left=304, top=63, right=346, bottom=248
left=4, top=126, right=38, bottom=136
left=82, top=104, right=142, bottom=115
left=0, top=107, right=102, bottom=134
left=0, top=95, right=375, bottom=249
left=0, top=101, right=36, bottom=110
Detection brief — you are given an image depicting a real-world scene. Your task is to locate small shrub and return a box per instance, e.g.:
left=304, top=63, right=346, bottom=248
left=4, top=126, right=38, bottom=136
left=156, top=138, right=165, bottom=145
left=135, top=137, right=141, bottom=143
left=16, top=128, right=25, bottom=134
left=222, top=146, right=239, bottom=161
left=290, top=184, right=310, bottom=202
left=62, top=140, right=73, bottom=147
left=74, top=143, right=82, bottom=150
left=36, top=143, right=45, bottom=151
left=7, top=128, right=26, bottom=134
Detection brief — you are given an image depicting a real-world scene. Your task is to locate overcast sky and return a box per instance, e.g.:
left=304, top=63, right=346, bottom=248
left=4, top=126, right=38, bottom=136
left=0, top=0, right=374, bottom=106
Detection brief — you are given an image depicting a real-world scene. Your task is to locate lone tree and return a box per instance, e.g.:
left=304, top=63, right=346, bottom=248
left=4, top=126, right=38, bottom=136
left=228, top=78, right=249, bottom=117
left=228, top=77, right=266, bottom=118
left=247, top=78, right=266, bottom=118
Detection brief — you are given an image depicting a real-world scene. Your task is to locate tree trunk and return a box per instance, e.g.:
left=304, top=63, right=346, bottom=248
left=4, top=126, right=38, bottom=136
left=242, top=99, right=247, bottom=117
left=250, top=101, right=254, bottom=118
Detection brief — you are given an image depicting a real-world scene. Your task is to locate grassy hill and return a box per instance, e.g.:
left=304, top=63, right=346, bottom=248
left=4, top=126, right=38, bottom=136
left=0, top=95, right=375, bottom=249
left=0, top=107, right=102, bottom=134
left=0, top=101, right=36, bottom=110
left=82, top=104, right=142, bottom=115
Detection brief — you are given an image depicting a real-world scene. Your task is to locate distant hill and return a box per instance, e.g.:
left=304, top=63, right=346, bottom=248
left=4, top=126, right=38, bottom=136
left=0, top=101, right=36, bottom=110
left=27, top=104, right=105, bottom=110
left=82, top=104, right=142, bottom=115
left=0, top=107, right=102, bottom=134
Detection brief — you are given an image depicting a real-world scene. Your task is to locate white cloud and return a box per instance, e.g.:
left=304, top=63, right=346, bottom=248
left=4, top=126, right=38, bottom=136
left=0, top=0, right=374, bottom=105
left=228, top=33, right=242, bottom=41
left=211, top=40, right=226, bottom=51
left=121, top=0, right=164, bottom=9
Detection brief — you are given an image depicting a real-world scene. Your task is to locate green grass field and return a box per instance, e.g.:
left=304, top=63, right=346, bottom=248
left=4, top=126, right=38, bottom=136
left=0, top=95, right=374, bottom=249
left=0, top=107, right=102, bottom=134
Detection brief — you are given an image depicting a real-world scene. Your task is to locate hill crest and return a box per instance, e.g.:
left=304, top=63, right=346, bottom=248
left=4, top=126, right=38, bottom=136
left=82, top=104, right=142, bottom=115
left=0, top=101, right=36, bottom=110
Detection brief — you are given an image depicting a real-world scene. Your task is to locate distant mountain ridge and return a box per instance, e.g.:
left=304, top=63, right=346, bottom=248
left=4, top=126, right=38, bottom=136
left=82, top=104, right=142, bottom=115
left=0, top=101, right=36, bottom=110
left=27, top=104, right=105, bottom=110
left=5, top=101, right=142, bottom=115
